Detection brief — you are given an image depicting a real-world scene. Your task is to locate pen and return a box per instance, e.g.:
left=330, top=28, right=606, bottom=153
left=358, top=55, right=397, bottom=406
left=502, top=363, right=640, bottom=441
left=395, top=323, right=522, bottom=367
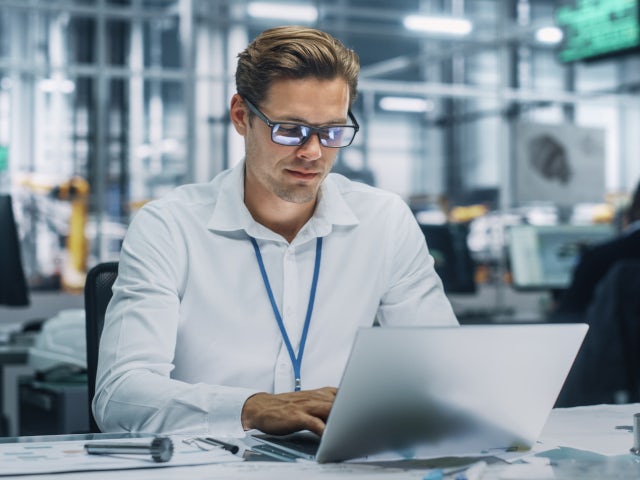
left=197, top=437, right=240, bottom=454
left=84, top=436, right=173, bottom=463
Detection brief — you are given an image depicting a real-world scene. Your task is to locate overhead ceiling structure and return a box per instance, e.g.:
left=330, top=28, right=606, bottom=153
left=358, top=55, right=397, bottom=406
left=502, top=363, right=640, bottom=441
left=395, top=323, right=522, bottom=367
left=221, top=0, right=638, bottom=108
left=237, top=0, right=558, bottom=79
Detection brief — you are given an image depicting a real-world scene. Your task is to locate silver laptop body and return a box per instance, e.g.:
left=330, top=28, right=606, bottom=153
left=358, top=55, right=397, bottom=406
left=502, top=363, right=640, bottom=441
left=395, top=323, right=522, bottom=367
left=253, top=323, right=588, bottom=463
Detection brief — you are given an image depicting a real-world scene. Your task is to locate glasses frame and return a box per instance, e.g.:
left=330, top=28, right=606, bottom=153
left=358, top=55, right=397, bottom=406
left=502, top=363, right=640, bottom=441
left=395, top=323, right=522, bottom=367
left=242, top=97, right=359, bottom=148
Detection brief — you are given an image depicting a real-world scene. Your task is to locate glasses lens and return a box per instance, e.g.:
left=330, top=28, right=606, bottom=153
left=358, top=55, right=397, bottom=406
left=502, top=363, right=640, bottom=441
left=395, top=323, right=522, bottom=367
left=270, top=123, right=357, bottom=148
left=319, top=127, right=355, bottom=148
left=272, top=124, right=309, bottom=146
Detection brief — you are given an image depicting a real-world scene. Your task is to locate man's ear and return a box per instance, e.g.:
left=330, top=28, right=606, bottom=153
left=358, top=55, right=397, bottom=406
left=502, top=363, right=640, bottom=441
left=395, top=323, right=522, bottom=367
left=230, top=94, right=248, bottom=136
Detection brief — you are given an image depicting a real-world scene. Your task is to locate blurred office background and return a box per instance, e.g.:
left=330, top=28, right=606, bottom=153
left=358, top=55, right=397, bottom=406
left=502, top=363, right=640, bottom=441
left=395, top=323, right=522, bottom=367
left=0, top=0, right=639, bottom=435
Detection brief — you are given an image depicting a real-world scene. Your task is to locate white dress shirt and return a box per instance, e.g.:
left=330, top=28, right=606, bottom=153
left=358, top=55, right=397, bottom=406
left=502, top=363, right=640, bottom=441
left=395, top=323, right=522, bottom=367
left=93, top=160, right=458, bottom=436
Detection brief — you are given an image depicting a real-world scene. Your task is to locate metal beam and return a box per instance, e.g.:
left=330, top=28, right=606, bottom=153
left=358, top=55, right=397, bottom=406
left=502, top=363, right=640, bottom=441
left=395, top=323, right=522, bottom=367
left=359, top=79, right=640, bottom=107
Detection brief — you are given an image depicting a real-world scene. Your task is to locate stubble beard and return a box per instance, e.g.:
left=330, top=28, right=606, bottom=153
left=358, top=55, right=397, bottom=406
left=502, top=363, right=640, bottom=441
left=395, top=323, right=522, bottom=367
left=267, top=175, right=320, bottom=204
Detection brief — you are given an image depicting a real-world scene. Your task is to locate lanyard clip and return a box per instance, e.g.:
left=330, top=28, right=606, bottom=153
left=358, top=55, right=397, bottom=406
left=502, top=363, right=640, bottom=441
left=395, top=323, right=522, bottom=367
left=295, top=378, right=301, bottom=391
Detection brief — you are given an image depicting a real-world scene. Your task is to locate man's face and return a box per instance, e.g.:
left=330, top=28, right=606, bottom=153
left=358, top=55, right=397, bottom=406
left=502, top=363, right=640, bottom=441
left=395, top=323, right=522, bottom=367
left=239, top=77, right=351, bottom=206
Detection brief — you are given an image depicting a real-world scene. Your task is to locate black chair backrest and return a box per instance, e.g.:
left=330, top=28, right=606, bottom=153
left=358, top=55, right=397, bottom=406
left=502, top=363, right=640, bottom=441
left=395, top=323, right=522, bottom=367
left=0, top=194, right=30, bottom=306
left=84, top=261, right=118, bottom=433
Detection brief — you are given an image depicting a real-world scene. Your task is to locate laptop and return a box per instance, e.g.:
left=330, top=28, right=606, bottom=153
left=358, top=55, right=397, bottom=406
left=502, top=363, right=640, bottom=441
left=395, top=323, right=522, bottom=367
left=251, top=323, right=588, bottom=463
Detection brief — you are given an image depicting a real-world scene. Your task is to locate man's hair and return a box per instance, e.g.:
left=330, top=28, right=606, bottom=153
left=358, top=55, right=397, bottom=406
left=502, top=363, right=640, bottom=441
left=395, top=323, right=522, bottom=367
left=236, top=26, right=359, bottom=108
left=627, top=181, right=640, bottom=223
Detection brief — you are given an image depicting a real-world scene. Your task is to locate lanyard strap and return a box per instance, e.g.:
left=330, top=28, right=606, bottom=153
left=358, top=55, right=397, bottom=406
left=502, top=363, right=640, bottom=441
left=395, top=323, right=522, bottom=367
left=250, top=237, right=323, bottom=391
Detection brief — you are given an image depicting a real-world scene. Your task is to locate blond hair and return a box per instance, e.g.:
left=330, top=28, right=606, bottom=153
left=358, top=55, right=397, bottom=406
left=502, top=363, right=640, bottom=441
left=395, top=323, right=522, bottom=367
left=236, top=26, right=359, bottom=108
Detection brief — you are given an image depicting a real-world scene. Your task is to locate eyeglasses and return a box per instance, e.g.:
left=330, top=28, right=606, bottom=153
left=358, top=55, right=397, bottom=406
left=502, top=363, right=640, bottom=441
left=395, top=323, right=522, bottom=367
left=242, top=97, right=359, bottom=148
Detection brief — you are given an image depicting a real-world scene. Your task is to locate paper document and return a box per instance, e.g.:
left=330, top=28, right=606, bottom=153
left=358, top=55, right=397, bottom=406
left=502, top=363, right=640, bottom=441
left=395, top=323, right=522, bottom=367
left=0, top=435, right=242, bottom=476
left=537, top=403, right=640, bottom=456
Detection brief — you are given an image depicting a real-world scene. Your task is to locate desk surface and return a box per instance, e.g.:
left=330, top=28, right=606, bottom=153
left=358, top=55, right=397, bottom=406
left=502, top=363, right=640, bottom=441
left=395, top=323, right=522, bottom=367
left=0, top=404, right=639, bottom=479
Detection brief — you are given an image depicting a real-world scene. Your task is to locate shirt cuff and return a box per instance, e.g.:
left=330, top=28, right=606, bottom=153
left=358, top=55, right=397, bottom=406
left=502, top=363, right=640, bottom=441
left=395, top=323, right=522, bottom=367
left=207, top=387, right=262, bottom=437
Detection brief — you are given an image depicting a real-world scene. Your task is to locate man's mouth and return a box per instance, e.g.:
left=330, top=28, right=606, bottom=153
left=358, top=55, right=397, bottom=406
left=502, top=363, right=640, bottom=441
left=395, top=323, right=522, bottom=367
left=286, top=169, right=319, bottom=180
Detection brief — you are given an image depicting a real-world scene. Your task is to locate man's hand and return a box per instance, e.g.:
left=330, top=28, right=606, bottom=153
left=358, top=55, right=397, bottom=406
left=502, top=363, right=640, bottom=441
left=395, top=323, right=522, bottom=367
left=241, top=387, right=337, bottom=436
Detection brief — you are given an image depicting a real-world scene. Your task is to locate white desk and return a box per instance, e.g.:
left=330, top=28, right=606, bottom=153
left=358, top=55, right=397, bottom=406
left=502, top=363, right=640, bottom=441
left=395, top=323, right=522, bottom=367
left=0, top=403, right=639, bottom=479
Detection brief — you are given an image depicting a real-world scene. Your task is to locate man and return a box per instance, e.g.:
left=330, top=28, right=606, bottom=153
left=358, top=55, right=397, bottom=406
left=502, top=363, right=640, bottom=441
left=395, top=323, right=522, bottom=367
left=553, top=180, right=640, bottom=317
left=94, top=26, right=457, bottom=438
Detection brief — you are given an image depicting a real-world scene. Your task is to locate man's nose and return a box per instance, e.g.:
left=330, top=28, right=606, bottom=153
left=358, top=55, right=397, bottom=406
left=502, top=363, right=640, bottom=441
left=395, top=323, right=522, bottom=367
left=297, top=133, right=323, bottom=161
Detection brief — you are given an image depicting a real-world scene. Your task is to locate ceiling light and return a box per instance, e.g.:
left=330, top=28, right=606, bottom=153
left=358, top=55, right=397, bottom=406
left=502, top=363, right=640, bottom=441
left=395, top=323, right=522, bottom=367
left=379, top=97, right=434, bottom=113
left=38, top=78, right=75, bottom=94
left=535, top=26, right=563, bottom=44
left=403, top=15, right=473, bottom=36
left=247, top=2, right=318, bottom=22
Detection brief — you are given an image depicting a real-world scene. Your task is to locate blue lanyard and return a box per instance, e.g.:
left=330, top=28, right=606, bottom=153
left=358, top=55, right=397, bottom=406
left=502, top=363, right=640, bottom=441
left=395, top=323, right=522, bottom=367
left=250, top=237, right=323, bottom=391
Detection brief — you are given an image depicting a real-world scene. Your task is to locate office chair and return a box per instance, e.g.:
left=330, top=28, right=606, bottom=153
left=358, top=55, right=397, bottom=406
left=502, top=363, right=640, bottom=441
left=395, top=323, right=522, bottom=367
left=556, top=259, right=640, bottom=407
left=84, top=261, right=118, bottom=433
left=0, top=194, right=30, bottom=306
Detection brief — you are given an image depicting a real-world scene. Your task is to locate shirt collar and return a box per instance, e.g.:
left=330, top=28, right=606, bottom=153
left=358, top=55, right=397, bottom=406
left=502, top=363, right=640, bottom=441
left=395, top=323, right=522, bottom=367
left=207, top=160, right=255, bottom=233
left=207, top=160, right=359, bottom=242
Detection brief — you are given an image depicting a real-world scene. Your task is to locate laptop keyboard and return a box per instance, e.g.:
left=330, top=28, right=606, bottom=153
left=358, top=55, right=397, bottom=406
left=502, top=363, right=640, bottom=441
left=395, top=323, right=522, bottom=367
left=250, top=443, right=306, bottom=461
left=251, top=433, right=320, bottom=460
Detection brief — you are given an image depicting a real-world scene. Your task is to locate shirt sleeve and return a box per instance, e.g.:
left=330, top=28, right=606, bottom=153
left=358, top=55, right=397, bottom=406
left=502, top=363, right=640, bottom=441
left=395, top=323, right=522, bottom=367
left=376, top=196, right=459, bottom=327
left=92, top=202, right=260, bottom=436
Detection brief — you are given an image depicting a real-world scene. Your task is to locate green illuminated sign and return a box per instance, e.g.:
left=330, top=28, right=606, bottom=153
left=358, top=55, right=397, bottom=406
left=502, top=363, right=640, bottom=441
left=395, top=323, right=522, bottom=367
left=556, top=0, right=640, bottom=62
left=0, top=145, right=8, bottom=172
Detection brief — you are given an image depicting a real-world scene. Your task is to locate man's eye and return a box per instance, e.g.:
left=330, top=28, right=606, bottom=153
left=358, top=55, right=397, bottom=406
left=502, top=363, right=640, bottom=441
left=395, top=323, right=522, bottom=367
left=277, top=125, right=302, bottom=136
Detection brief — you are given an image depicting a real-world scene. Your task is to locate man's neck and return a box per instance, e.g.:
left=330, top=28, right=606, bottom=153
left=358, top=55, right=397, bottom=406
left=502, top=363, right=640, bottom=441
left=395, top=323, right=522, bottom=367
left=243, top=165, right=321, bottom=242
left=248, top=199, right=316, bottom=243
left=244, top=178, right=318, bottom=242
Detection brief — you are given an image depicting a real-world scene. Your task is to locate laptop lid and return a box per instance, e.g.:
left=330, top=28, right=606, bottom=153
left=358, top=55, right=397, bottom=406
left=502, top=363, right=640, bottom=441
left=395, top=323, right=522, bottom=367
left=313, top=323, right=588, bottom=463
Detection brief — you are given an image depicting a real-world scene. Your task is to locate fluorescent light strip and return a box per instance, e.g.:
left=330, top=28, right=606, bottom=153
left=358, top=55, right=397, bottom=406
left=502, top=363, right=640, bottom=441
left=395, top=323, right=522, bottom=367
left=247, top=2, right=318, bottom=22
left=535, top=26, right=563, bottom=44
left=39, top=78, right=75, bottom=94
left=404, top=15, right=472, bottom=36
left=379, top=96, right=434, bottom=113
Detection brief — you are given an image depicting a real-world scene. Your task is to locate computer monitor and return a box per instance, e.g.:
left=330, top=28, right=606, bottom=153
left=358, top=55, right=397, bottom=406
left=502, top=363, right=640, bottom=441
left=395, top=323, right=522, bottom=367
left=508, top=224, right=615, bottom=291
left=419, top=223, right=476, bottom=294
left=0, top=194, right=30, bottom=306
left=556, top=0, right=640, bottom=63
